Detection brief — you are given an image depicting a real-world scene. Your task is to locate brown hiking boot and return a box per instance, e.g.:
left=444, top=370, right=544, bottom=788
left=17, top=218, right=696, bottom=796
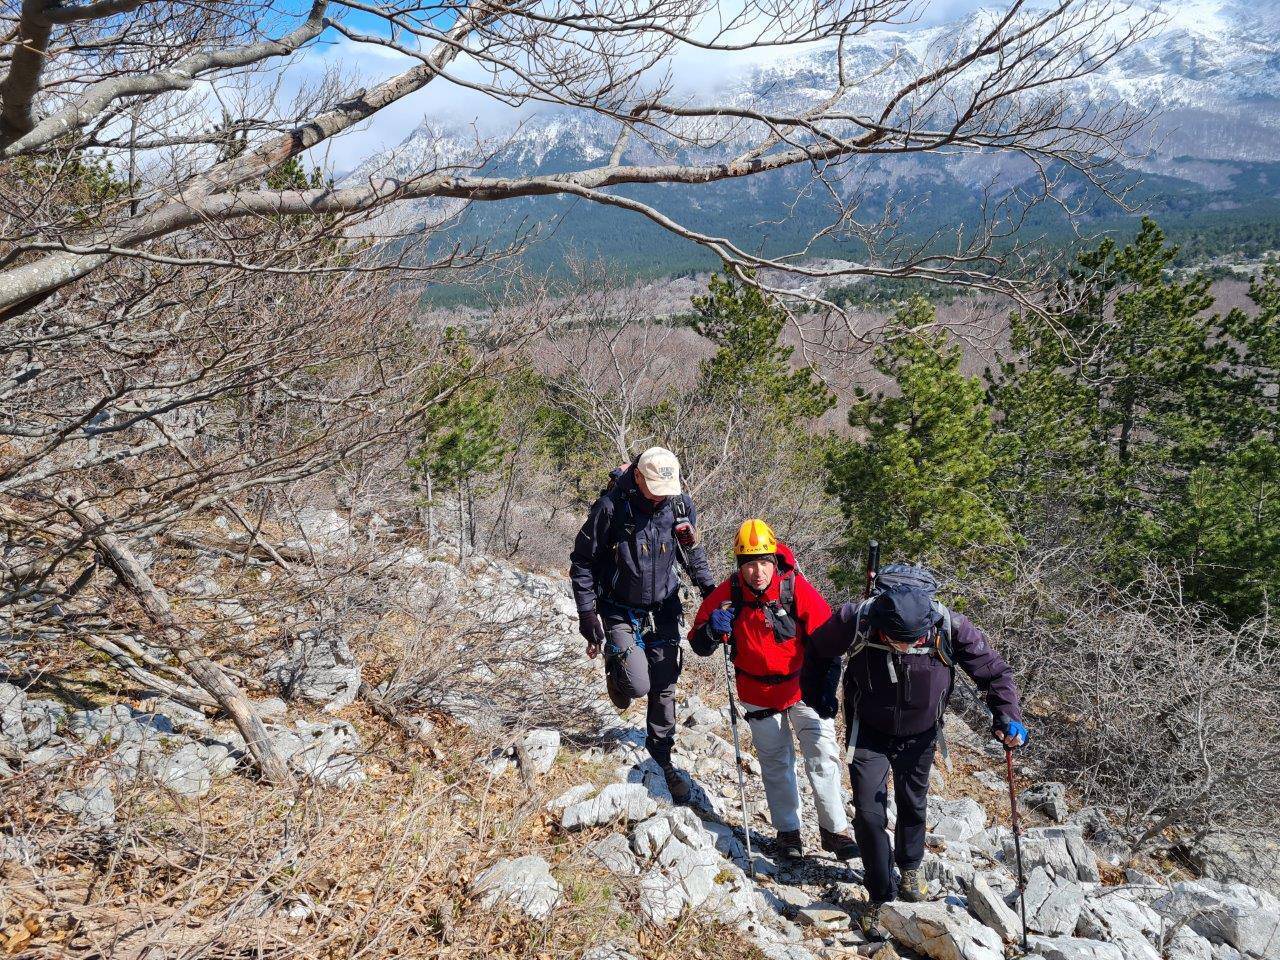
left=819, top=827, right=859, bottom=861
left=663, top=766, right=691, bottom=804
left=897, top=867, right=928, bottom=902
left=857, top=901, right=889, bottom=941
left=776, top=829, right=803, bottom=859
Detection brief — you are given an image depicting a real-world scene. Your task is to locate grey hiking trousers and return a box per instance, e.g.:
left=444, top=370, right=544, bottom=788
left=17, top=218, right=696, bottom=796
left=602, top=591, right=683, bottom=768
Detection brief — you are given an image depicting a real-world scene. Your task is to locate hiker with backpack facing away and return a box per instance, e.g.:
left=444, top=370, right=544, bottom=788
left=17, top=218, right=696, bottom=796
left=570, top=447, right=718, bottom=804
left=802, top=562, right=1028, bottom=940
left=689, top=519, right=858, bottom=861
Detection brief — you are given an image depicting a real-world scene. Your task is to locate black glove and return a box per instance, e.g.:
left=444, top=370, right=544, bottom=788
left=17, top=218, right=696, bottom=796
left=578, top=609, right=605, bottom=647
left=800, top=653, right=841, bottom=720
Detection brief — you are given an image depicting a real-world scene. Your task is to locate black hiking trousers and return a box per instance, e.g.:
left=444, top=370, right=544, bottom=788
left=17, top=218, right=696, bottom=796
left=602, top=591, right=683, bottom=768
left=849, top=723, right=937, bottom=903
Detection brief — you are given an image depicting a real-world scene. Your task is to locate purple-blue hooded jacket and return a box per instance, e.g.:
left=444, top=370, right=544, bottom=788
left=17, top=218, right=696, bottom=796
left=807, top=601, right=1023, bottom=737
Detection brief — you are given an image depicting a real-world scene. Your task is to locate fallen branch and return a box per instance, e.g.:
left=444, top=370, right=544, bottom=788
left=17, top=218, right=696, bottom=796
left=78, top=633, right=218, bottom=710
left=61, top=492, right=295, bottom=787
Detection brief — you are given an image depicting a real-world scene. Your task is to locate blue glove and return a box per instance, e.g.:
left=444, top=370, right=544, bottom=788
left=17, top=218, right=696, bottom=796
left=709, top=607, right=734, bottom=639
left=999, top=719, right=1029, bottom=748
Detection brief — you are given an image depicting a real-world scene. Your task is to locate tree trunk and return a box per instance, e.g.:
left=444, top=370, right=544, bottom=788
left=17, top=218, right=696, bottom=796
left=61, top=492, right=295, bottom=787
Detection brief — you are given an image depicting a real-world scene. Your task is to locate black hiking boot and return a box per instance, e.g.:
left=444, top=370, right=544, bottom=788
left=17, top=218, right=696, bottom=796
left=662, top=766, right=691, bottom=804
left=776, top=829, right=803, bottom=859
left=857, top=901, right=889, bottom=942
left=604, top=659, right=632, bottom=711
left=819, top=827, right=859, bottom=861
left=897, top=867, right=928, bottom=902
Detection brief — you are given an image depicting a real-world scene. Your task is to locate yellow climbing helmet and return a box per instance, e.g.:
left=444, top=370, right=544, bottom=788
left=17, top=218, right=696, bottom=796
left=734, top=518, right=778, bottom=559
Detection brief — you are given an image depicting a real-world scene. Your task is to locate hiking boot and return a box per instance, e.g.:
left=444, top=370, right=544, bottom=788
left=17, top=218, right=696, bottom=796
left=897, top=867, right=928, bottom=902
left=856, top=902, right=889, bottom=942
left=604, top=660, right=632, bottom=711
left=776, top=829, right=803, bottom=859
left=819, top=827, right=858, bottom=861
left=663, top=766, right=691, bottom=804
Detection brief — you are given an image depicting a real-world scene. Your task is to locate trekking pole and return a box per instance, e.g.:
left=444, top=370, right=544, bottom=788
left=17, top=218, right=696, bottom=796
left=1005, top=747, right=1030, bottom=954
left=721, top=639, right=756, bottom=879
left=864, top=539, right=880, bottom=600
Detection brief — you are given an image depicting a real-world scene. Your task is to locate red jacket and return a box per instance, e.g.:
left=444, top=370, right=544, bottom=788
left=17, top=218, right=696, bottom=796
left=689, top=543, right=833, bottom=710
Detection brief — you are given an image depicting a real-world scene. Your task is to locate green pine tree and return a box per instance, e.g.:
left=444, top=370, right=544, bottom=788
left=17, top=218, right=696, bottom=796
left=827, top=297, right=1009, bottom=582
left=689, top=269, right=835, bottom=424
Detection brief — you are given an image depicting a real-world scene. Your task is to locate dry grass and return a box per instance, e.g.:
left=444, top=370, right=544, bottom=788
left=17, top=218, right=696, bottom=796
left=0, top=694, right=768, bottom=960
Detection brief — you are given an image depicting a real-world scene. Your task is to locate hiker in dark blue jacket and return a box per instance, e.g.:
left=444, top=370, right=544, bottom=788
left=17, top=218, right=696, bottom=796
left=570, top=447, right=716, bottom=802
left=804, top=574, right=1027, bottom=939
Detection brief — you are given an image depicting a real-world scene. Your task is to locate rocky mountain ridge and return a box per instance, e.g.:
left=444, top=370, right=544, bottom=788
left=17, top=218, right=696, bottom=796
left=350, top=0, right=1280, bottom=186
left=3, top=506, right=1277, bottom=959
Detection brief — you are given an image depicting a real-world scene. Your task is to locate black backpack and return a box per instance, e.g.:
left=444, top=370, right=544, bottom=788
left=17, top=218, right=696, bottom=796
left=847, top=562, right=954, bottom=665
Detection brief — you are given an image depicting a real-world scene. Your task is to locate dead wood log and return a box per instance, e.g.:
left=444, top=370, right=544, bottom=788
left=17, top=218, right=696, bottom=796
left=60, top=492, right=294, bottom=787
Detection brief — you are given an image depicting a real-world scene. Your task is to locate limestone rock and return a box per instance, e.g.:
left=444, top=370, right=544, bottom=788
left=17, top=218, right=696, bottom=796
left=632, top=813, right=674, bottom=859
left=561, top=783, right=656, bottom=830
left=879, top=900, right=1005, bottom=960
left=638, top=866, right=687, bottom=925
left=1020, top=783, right=1069, bottom=823
left=55, top=784, right=115, bottom=826
left=585, top=833, right=640, bottom=876
left=519, top=729, right=560, bottom=776
left=658, top=839, right=724, bottom=908
left=288, top=720, right=365, bottom=788
left=1023, top=867, right=1086, bottom=936
left=471, top=855, right=561, bottom=920
left=966, top=873, right=1022, bottom=942
left=1163, top=926, right=1214, bottom=960
left=928, top=797, right=987, bottom=842
left=1008, top=826, right=1100, bottom=883
left=581, top=945, right=641, bottom=960
left=1026, top=936, right=1123, bottom=960
left=148, top=742, right=213, bottom=798
left=1077, top=889, right=1161, bottom=960
left=0, top=685, right=65, bottom=754
left=548, top=783, right=596, bottom=814
left=264, top=627, right=361, bottom=711
left=1155, top=880, right=1280, bottom=958
left=797, top=902, right=851, bottom=931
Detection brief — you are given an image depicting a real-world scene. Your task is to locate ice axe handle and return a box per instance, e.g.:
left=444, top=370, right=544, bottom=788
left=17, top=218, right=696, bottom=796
left=864, top=540, right=880, bottom=599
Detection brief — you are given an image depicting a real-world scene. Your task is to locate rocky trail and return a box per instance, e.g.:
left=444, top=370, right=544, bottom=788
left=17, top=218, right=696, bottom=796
left=2, top=522, right=1277, bottom=959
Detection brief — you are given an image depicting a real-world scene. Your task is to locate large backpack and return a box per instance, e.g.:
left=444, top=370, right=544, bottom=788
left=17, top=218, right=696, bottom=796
left=840, top=562, right=957, bottom=763
left=846, top=562, right=954, bottom=666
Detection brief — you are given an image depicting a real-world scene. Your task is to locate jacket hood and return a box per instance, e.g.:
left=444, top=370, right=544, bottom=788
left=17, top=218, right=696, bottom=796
left=775, top=542, right=797, bottom=574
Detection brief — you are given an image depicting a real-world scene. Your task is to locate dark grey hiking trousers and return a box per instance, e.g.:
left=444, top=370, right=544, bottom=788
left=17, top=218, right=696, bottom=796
left=602, top=591, right=683, bottom=768
left=850, top=723, right=937, bottom=903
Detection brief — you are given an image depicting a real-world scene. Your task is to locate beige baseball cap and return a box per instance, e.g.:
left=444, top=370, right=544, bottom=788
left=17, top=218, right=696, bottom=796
left=635, top=447, right=682, bottom=497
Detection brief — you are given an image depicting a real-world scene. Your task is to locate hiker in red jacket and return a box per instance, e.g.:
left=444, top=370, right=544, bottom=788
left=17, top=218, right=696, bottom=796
left=689, top=519, right=857, bottom=861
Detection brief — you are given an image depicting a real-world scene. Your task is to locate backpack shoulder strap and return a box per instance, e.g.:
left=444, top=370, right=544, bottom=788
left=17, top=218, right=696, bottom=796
left=848, top=597, right=875, bottom=657
left=779, top=571, right=796, bottom=616
left=932, top=601, right=955, bottom=667
left=671, top=494, right=691, bottom=522
left=605, top=489, right=636, bottom=550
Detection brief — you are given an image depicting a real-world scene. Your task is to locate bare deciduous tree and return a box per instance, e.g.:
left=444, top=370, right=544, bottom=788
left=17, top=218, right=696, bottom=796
left=0, top=0, right=1155, bottom=324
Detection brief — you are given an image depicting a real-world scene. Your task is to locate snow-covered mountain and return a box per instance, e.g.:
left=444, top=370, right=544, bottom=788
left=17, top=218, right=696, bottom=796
left=345, top=0, right=1280, bottom=276
left=349, top=0, right=1280, bottom=183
